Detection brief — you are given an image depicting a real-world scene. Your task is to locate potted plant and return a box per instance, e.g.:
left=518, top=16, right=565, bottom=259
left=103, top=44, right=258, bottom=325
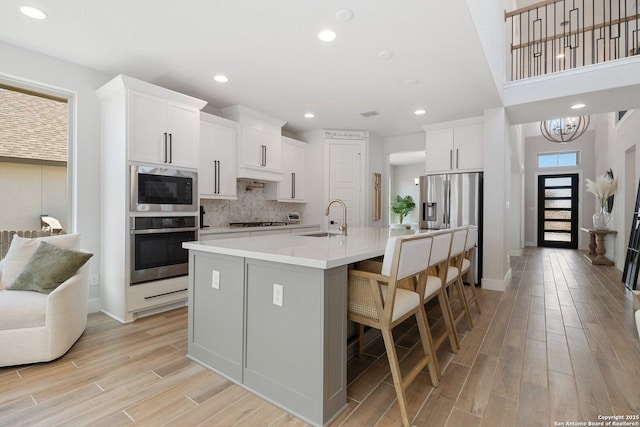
left=390, top=195, right=415, bottom=227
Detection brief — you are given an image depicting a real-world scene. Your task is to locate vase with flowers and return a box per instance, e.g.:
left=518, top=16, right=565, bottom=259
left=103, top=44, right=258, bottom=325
left=585, top=173, right=618, bottom=230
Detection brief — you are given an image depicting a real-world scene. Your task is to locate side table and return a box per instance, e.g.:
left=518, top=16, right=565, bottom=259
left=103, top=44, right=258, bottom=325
left=580, top=227, right=617, bottom=265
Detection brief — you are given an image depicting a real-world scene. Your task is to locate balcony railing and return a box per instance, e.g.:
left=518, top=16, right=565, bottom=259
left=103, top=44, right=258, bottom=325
left=506, top=0, right=639, bottom=80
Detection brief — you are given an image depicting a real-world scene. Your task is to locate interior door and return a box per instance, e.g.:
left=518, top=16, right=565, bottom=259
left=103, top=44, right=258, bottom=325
left=537, top=174, right=579, bottom=249
left=328, top=142, right=363, bottom=227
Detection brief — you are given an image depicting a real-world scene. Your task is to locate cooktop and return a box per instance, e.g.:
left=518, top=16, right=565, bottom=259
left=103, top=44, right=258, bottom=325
left=229, top=221, right=288, bottom=228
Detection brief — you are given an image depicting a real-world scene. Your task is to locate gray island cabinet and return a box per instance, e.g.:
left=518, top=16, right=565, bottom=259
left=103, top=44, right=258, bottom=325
left=183, top=228, right=392, bottom=426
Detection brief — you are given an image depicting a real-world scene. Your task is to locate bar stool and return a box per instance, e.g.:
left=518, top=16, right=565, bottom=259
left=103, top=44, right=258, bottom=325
left=347, top=233, right=439, bottom=427
left=446, top=226, right=474, bottom=330
left=425, top=229, right=461, bottom=355
left=460, top=225, right=481, bottom=314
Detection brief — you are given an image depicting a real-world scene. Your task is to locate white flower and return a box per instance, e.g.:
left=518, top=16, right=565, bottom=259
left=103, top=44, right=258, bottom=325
left=585, top=174, right=618, bottom=207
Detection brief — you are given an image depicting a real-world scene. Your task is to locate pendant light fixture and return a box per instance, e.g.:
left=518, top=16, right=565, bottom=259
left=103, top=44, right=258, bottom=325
left=540, top=115, right=590, bottom=143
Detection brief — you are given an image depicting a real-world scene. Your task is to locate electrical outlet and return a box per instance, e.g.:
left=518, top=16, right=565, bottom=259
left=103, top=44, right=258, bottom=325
left=273, top=284, right=283, bottom=307
left=212, top=270, right=220, bottom=289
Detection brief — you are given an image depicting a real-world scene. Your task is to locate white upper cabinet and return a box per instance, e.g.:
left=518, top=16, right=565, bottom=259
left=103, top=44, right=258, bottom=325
left=128, top=90, right=200, bottom=169
left=222, top=105, right=286, bottom=182
left=96, top=74, right=206, bottom=171
left=199, top=113, right=238, bottom=200
left=266, top=137, right=307, bottom=202
left=424, top=118, right=483, bottom=173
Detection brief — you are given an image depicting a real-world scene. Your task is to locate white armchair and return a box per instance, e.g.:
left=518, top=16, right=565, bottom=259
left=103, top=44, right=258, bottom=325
left=0, top=254, right=89, bottom=367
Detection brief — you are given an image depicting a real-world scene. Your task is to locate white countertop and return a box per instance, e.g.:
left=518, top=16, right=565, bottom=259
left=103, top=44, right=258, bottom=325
left=184, top=227, right=413, bottom=269
left=199, top=223, right=321, bottom=235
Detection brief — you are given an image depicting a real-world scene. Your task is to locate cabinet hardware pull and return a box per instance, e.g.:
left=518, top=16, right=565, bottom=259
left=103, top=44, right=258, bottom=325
left=168, top=133, right=173, bottom=163
left=144, top=288, right=188, bottom=300
left=292, top=172, right=295, bottom=199
left=456, top=149, right=459, bottom=169
left=449, top=150, right=453, bottom=170
left=163, top=133, right=168, bottom=163
left=216, top=160, right=221, bottom=194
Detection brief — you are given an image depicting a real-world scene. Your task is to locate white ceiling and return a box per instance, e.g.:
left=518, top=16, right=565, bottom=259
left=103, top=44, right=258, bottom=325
left=0, top=0, right=503, bottom=137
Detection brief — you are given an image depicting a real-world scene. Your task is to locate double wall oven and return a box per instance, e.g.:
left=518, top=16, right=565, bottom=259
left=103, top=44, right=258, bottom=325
left=129, top=165, right=198, bottom=285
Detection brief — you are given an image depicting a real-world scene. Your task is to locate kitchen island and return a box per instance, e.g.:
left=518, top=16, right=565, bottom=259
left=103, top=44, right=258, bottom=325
left=183, top=227, right=402, bottom=426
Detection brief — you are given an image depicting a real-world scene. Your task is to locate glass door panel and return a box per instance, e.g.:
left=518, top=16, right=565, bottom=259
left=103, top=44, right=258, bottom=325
left=538, top=174, right=579, bottom=249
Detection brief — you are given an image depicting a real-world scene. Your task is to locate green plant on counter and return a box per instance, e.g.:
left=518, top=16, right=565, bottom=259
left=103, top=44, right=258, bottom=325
left=390, top=195, right=415, bottom=224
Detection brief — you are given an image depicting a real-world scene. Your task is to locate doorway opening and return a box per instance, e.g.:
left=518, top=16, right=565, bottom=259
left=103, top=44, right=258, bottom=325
left=537, top=173, right=579, bottom=249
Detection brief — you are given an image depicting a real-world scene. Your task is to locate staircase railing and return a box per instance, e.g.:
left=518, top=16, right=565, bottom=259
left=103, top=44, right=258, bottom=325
left=506, top=0, right=640, bottom=80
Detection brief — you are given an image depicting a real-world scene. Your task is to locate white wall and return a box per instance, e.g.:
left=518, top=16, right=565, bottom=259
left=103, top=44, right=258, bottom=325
left=509, top=125, right=525, bottom=255
left=611, top=110, right=640, bottom=271
left=483, top=107, right=511, bottom=290
left=0, top=162, right=67, bottom=230
left=523, top=130, right=596, bottom=249
left=0, top=41, right=110, bottom=312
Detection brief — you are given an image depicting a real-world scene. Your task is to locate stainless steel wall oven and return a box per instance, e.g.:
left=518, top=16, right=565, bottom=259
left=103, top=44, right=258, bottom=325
left=130, top=216, right=197, bottom=284
left=131, top=164, right=197, bottom=212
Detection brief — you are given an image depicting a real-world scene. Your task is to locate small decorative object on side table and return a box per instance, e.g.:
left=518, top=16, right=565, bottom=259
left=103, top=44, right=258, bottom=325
left=581, top=227, right=617, bottom=265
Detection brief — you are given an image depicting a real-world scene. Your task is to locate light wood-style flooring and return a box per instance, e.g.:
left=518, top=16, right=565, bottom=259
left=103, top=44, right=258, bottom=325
left=1, top=247, right=639, bottom=426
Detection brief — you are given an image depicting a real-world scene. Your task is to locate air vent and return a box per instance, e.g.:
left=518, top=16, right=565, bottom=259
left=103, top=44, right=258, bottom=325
left=360, top=110, right=378, bottom=117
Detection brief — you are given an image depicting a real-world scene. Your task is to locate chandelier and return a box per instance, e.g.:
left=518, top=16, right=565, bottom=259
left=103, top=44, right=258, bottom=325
left=540, top=115, right=590, bottom=143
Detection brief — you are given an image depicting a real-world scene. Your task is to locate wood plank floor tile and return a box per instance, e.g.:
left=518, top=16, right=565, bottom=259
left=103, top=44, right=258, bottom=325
left=1, top=248, right=639, bottom=427
left=454, top=353, right=498, bottom=416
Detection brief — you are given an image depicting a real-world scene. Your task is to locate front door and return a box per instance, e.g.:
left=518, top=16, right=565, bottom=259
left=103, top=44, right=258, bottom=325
left=537, top=174, right=579, bottom=249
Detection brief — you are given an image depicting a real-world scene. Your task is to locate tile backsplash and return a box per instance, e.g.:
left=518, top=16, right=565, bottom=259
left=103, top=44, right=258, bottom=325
left=200, top=180, right=306, bottom=227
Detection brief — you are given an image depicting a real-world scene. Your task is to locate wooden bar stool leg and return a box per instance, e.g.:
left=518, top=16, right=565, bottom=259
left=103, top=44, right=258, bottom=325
left=437, top=289, right=460, bottom=352
left=380, top=327, right=412, bottom=427
left=456, top=276, right=474, bottom=329
left=466, top=269, right=481, bottom=314
left=416, top=306, right=440, bottom=383
left=358, top=323, right=365, bottom=358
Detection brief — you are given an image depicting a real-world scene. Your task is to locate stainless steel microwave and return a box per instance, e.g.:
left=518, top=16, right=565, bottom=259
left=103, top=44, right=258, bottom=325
left=130, top=165, right=197, bottom=212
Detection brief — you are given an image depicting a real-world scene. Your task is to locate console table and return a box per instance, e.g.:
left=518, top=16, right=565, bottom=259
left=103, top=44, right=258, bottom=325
left=581, top=227, right=617, bottom=265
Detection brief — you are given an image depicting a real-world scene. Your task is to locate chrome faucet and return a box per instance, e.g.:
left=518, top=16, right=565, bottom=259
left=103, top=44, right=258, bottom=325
left=325, top=199, right=348, bottom=236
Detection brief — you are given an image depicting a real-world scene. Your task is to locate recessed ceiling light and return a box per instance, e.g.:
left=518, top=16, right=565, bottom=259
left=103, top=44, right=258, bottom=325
left=571, top=103, right=586, bottom=109
left=405, top=78, right=419, bottom=85
left=335, top=10, right=354, bottom=21
left=378, top=50, right=393, bottom=60
left=304, top=113, right=315, bottom=118
left=20, top=6, right=46, bottom=20
left=213, top=75, right=228, bottom=83
left=318, top=30, right=336, bottom=42
left=414, top=109, right=427, bottom=116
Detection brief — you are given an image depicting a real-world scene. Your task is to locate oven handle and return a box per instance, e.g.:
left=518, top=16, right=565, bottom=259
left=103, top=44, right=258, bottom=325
left=130, top=227, right=198, bottom=235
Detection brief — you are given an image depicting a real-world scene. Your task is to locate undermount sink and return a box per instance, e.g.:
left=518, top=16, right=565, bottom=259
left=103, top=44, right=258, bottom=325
left=300, top=231, right=341, bottom=237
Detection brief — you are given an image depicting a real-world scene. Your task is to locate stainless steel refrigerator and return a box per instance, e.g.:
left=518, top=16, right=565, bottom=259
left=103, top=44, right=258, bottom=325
left=419, top=172, right=483, bottom=286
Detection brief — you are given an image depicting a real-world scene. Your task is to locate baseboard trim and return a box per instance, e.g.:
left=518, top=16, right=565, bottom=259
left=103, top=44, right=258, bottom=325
left=481, top=268, right=512, bottom=292
left=510, top=248, right=523, bottom=256
left=88, top=298, right=100, bottom=314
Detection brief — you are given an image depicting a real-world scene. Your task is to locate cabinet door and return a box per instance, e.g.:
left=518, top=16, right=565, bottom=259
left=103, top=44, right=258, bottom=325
left=189, top=252, right=244, bottom=382
left=214, top=124, right=237, bottom=198
left=166, top=101, right=199, bottom=169
left=241, top=125, right=267, bottom=168
left=200, top=121, right=237, bottom=199
left=425, top=128, right=454, bottom=173
left=453, top=124, right=483, bottom=171
left=289, top=144, right=305, bottom=201
left=128, top=90, right=167, bottom=165
left=199, top=121, right=216, bottom=197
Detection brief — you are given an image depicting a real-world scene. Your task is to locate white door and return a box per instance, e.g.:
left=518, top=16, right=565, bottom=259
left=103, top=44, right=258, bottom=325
left=328, top=142, right=363, bottom=227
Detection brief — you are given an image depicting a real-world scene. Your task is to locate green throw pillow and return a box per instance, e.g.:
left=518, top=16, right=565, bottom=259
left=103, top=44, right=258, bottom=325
left=8, top=241, right=93, bottom=294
